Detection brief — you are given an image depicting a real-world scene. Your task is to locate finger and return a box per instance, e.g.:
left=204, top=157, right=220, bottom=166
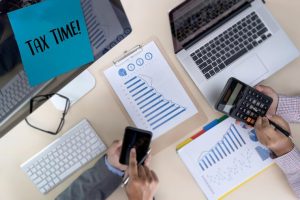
left=261, top=117, right=270, bottom=128
left=143, top=165, right=152, bottom=180
left=129, top=148, right=138, bottom=177
left=151, top=170, right=159, bottom=182
left=111, top=140, right=121, bottom=150
left=138, top=165, right=146, bottom=178
left=144, top=154, right=152, bottom=167
left=267, top=115, right=290, bottom=132
left=254, top=116, right=263, bottom=130
left=255, top=85, right=264, bottom=92
left=254, top=117, right=268, bottom=144
left=235, top=120, right=241, bottom=125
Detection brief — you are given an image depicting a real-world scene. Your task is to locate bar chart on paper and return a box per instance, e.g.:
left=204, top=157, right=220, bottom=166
left=198, top=124, right=246, bottom=172
left=104, top=41, right=197, bottom=139
left=178, top=118, right=273, bottom=200
left=124, top=76, right=186, bottom=130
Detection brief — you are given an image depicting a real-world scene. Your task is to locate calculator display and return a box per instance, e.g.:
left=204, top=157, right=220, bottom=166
left=217, top=79, right=245, bottom=114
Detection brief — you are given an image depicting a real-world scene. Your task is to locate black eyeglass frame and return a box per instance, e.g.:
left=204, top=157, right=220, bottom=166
left=25, top=93, right=70, bottom=135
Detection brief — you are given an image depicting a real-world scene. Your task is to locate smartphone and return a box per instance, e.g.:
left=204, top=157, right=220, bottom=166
left=215, top=77, right=273, bottom=126
left=119, top=127, right=152, bottom=165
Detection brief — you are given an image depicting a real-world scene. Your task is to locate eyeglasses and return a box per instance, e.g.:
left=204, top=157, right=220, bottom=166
left=25, top=93, right=70, bottom=135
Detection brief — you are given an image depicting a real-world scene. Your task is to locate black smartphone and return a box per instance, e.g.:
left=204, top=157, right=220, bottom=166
left=215, top=77, right=273, bottom=126
left=119, top=127, right=152, bottom=165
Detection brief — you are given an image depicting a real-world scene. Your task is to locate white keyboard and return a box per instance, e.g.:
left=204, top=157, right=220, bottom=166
left=21, top=119, right=107, bottom=194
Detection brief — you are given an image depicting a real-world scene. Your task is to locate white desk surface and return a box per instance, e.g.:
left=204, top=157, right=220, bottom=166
left=1, top=0, right=300, bottom=199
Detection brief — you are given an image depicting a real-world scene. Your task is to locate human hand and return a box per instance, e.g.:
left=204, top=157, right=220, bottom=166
left=106, top=140, right=127, bottom=171
left=255, top=115, right=294, bottom=157
left=255, top=85, right=279, bottom=116
left=125, top=148, right=159, bottom=200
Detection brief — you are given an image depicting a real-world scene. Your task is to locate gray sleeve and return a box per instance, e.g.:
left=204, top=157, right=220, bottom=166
left=55, top=156, right=122, bottom=200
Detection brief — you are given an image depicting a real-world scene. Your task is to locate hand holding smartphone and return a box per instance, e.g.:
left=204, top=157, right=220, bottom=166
left=119, top=127, right=152, bottom=165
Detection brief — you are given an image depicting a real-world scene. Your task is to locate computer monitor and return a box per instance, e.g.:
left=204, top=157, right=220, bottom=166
left=81, top=0, right=132, bottom=59
left=0, top=0, right=131, bottom=128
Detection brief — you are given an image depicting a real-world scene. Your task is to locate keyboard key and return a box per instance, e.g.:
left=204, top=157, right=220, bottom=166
left=192, top=56, right=198, bottom=61
left=202, top=65, right=212, bottom=74
left=247, top=44, right=254, bottom=50
left=205, top=73, right=211, bottom=79
left=257, top=27, right=268, bottom=36
left=219, top=63, right=226, bottom=69
left=224, top=48, right=248, bottom=66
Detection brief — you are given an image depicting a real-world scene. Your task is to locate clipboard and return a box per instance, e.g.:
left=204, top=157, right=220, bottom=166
left=103, top=37, right=208, bottom=154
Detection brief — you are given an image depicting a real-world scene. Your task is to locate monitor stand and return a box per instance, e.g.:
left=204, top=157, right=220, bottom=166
left=50, top=70, right=96, bottom=111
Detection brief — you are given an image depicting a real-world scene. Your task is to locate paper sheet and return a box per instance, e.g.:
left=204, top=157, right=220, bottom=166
left=178, top=118, right=273, bottom=199
left=104, top=41, right=198, bottom=139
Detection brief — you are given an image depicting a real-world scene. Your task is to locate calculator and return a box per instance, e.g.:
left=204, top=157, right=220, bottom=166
left=215, top=77, right=273, bottom=126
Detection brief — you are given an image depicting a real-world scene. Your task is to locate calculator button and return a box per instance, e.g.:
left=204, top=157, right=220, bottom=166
left=256, top=102, right=261, bottom=107
left=246, top=117, right=252, bottom=123
left=246, top=110, right=250, bottom=115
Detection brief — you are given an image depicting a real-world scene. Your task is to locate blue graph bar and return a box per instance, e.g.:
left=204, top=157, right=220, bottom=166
left=142, top=99, right=163, bottom=113
left=224, top=135, right=235, bottom=152
left=129, top=82, right=145, bottom=93
left=127, top=79, right=141, bottom=89
left=148, top=104, right=175, bottom=122
left=227, top=131, right=238, bottom=150
left=135, top=89, right=154, bottom=101
left=205, top=156, right=212, bottom=166
left=137, top=93, right=156, bottom=105
left=132, top=87, right=147, bottom=97
left=232, top=125, right=246, bottom=145
left=198, top=124, right=247, bottom=171
left=124, top=76, right=137, bottom=85
left=209, top=154, right=216, bottom=164
left=140, top=95, right=162, bottom=109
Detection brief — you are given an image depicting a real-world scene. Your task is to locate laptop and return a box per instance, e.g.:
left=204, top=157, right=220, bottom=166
left=169, top=0, right=299, bottom=105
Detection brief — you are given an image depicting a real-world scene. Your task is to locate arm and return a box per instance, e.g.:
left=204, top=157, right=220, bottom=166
left=55, top=156, right=122, bottom=200
left=274, top=147, right=300, bottom=198
left=276, top=95, right=300, bottom=123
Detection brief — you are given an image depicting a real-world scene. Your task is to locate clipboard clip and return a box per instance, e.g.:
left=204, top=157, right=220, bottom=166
left=113, top=45, right=143, bottom=66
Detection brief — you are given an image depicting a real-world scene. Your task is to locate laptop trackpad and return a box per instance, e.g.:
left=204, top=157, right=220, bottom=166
left=232, top=55, right=268, bottom=85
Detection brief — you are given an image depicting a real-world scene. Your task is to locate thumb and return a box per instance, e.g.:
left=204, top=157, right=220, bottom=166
left=255, top=85, right=264, bottom=92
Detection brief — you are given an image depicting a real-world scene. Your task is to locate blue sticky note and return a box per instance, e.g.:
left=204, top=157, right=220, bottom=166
left=8, top=0, right=94, bottom=86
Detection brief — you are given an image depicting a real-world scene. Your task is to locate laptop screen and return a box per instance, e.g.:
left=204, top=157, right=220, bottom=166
left=169, top=0, right=250, bottom=53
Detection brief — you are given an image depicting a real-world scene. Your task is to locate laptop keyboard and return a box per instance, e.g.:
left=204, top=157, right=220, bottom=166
left=190, top=12, right=272, bottom=79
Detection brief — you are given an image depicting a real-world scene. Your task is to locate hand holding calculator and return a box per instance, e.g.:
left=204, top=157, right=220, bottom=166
left=215, top=77, right=290, bottom=137
left=215, top=77, right=273, bottom=126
